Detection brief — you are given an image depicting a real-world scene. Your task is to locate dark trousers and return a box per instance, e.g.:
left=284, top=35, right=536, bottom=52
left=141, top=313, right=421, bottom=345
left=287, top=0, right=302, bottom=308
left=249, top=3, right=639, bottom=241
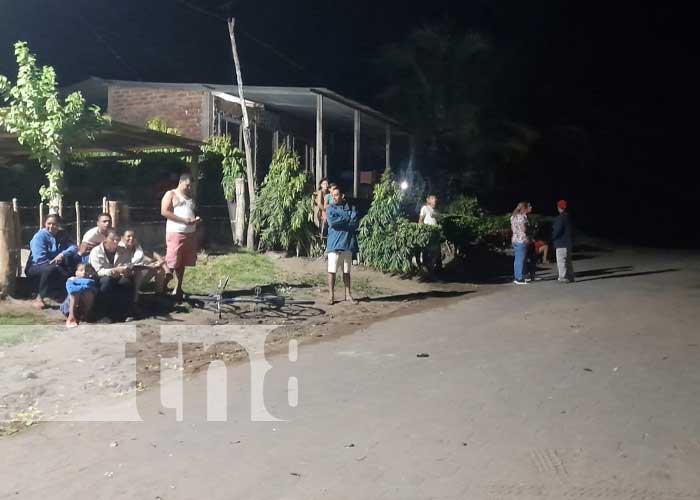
left=27, top=262, right=71, bottom=299
left=96, top=275, right=134, bottom=321
left=526, top=243, right=538, bottom=279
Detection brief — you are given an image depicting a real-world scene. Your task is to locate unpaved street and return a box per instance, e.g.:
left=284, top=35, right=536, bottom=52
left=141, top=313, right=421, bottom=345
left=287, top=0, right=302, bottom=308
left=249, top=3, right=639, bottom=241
left=2, top=246, right=700, bottom=499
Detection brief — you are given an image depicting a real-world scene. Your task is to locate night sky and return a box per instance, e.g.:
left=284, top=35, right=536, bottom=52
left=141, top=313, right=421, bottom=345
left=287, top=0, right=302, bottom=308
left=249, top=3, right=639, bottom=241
left=1, top=1, right=695, bottom=245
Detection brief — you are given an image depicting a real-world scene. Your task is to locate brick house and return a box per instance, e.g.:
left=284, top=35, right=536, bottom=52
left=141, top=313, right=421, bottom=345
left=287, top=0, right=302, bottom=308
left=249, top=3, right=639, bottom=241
left=67, top=78, right=411, bottom=198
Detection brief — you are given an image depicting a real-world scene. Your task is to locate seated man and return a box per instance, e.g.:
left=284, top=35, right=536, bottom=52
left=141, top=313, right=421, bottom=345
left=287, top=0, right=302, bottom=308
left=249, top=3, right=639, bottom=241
left=119, top=229, right=170, bottom=302
left=89, top=229, right=134, bottom=321
left=73, top=212, right=112, bottom=269
left=82, top=212, right=112, bottom=249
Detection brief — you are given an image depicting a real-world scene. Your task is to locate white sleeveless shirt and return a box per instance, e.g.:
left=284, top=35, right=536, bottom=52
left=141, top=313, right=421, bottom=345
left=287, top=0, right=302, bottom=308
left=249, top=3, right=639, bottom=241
left=166, top=190, right=196, bottom=234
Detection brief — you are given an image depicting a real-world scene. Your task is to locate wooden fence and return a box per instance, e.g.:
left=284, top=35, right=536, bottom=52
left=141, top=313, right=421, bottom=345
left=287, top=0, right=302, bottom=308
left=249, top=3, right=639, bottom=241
left=2, top=198, right=233, bottom=286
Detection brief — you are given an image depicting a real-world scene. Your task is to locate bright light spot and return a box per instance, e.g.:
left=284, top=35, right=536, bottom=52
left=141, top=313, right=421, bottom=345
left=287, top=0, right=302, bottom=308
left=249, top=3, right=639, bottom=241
left=400, top=181, right=409, bottom=190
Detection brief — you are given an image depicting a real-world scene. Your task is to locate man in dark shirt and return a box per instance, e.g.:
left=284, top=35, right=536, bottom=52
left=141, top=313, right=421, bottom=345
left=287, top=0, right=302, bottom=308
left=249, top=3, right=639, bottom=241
left=552, top=199, right=575, bottom=283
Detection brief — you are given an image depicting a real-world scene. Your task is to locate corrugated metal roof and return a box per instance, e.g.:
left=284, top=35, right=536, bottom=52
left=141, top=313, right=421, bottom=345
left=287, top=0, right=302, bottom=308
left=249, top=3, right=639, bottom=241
left=0, top=121, right=201, bottom=165
left=64, top=77, right=408, bottom=135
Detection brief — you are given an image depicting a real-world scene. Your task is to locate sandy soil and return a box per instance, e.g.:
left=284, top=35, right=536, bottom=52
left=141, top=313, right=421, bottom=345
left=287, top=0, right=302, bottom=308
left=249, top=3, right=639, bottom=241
left=0, top=255, right=478, bottom=435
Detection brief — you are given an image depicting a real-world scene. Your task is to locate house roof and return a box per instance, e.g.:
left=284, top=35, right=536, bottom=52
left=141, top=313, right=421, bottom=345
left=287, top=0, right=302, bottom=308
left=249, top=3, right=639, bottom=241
left=64, top=77, right=409, bottom=136
left=0, top=121, right=202, bottom=165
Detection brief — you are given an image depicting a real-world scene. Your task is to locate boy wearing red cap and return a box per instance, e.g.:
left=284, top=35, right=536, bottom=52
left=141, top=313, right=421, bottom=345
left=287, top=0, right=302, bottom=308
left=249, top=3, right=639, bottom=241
left=552, top=200, right=575, bottom=282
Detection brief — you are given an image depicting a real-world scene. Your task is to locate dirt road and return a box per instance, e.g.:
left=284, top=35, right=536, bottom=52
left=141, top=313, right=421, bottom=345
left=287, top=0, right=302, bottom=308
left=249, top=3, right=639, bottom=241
left=2, top=246, right=700, bottom=499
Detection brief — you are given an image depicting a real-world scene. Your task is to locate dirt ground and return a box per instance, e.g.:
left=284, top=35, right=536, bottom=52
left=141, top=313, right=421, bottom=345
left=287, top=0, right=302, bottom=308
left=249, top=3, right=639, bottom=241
left=0, top=255, right=479, bottom=435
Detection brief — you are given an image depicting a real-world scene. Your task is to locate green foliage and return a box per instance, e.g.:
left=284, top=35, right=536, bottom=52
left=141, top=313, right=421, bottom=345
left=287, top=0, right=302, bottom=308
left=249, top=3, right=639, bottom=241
left=376, top=26, right=492, bottom=161
left=147, top=117, right=181, bottom=136
left=442, top=196, right=515, bottom=251
left=253, top=146, right=320, bottom=255
left=358, top=171, right=441, bottom=274
left=184, top=251, right=282, bottom=294
left=201, top=135, right=245, bottom=201
left=0, top=41, right=108, bottom=202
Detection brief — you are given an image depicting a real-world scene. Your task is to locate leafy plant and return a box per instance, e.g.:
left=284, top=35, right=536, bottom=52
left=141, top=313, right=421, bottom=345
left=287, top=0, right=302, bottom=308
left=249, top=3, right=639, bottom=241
left=0, top=41, right=108, bottom=206
left=253, top=146, right=320, bottom=256
left=358, top=171, right=441, bottom=274
left=201, top=135, right=246, bottom=201
left=442, top=196, right=521, bottom=251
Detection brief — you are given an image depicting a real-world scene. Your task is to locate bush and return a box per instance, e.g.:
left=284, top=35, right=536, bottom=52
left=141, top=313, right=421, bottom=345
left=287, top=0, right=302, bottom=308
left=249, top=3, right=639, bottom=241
left=253, top=147, right=321, bottom=256
left=358, top=171, right=441, bottom=274
left=442, top=196, right=517, bottom=251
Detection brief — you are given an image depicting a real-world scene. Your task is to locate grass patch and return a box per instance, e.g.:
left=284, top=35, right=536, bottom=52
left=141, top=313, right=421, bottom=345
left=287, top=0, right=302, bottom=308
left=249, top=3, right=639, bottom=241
left=0, top=311, right=42, bottom=326
left=185, top=251, right=283, bottom=295
left=0, top=312, right=45, bottom=347
left=183, top=251, right=387, bottom=300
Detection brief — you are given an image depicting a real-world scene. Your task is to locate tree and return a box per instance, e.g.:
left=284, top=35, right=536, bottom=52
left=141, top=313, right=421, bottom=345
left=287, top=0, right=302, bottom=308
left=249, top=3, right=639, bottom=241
left=0, top=41, right=107, bottom=211
left=253, top=146, right=320, bottom=256
left=358, top=170, right=440, bottom=274
left=375, top=25, right=493, bottom=164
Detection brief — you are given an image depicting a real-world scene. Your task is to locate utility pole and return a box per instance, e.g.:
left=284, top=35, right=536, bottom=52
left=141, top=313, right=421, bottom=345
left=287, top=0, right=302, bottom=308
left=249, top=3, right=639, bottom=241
left=228, top=18, right=257, bottom=250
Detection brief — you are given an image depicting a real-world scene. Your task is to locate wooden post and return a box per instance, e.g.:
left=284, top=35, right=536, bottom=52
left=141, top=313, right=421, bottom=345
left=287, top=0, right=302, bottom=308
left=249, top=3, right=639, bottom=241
left=58, top=197, right=63, bottom=217
left=234, top=178, right=246, bottom=246
left=315, top=94, right=324, bottom=189
left=189, top=156, right=200, bottom=203
left=272, top=131, right=279, bottom=153
left=228, top=18, right=258, bottom=250
left=108, top=201, right=129, bottom=229
left=238, top=123, right=243, bottom=148
left=304, top=144, right=309, bottom=174
left=253, top=121, right=258, bottom=184
left=385, top=124, right=391, bottom=173
left=0, top=202, right=18, bottom=298
left=75, top=201, right=82, bottom=244
left=39, top=202, right=44, bottom=228
left=102, top=197, right=108, bottom=214
left=310, top=146, right=315, bottom=180
left=353, top=110, right=361, bottom=198
left=323, top=154, right=328, bottom=178
left=12, top=199, right=20, bottom=278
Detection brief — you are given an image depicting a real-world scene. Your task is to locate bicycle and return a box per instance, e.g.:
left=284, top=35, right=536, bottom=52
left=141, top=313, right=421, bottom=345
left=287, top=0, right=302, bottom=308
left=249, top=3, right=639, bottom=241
left=184, top=277, right=316, bottom=320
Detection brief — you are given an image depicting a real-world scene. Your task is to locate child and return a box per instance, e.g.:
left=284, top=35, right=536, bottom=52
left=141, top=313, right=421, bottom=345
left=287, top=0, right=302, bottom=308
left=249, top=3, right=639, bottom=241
left=60, top=263, right=97, bottom=328
left=534, top=239, right=550, bottom=264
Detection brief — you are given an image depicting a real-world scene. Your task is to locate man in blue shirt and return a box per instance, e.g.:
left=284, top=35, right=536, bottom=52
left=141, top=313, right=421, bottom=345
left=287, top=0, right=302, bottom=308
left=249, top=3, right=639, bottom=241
left=326, top=185, right=358, bottom=305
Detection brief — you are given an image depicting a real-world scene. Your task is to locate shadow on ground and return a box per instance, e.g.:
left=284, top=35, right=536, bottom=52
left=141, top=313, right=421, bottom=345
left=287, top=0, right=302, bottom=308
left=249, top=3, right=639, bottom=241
left=362, top=290, right=474, bottom=303
left=577, top=268, right=679, bottom=282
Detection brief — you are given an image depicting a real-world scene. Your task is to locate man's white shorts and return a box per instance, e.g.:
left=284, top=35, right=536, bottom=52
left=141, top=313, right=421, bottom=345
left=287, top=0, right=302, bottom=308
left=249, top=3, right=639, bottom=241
left=327, top=251, right=352, bottom=274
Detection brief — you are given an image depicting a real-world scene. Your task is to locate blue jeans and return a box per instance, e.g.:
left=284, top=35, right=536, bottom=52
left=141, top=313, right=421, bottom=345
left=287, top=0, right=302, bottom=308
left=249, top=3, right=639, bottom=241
left=513, top=242, right=528, bottom=281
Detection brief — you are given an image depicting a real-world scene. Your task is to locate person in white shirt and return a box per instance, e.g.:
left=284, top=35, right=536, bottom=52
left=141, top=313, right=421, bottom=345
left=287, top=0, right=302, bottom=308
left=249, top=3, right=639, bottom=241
left=418, top=195, right=439, bottom=226
left=89, top=229, right=134, bottom=321
left=418, top=194, right=441, bottom=273
left=161, top=173, right=201, bottom=300
left=82, top=213, right=113, bottom=251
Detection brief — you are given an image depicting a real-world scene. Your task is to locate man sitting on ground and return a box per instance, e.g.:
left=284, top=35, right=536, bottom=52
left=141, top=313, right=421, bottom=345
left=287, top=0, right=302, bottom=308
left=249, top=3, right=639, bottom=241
left=89, top=229, right=135, bottom=321
left=82, top=212, right=112, bottom=250
left=119, top=229, right=170, bottom=303
left=326, top=185, right=359, bottom=305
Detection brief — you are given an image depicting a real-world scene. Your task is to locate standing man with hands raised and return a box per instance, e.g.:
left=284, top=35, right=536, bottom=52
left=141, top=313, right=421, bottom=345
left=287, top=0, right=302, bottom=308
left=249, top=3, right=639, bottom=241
left=161, top=173, right=201, bottom=300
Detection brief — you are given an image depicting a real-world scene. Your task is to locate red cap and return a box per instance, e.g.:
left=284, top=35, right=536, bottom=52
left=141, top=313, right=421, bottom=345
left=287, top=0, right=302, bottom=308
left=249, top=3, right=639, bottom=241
left=557, top=200, right=568, bottom=210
